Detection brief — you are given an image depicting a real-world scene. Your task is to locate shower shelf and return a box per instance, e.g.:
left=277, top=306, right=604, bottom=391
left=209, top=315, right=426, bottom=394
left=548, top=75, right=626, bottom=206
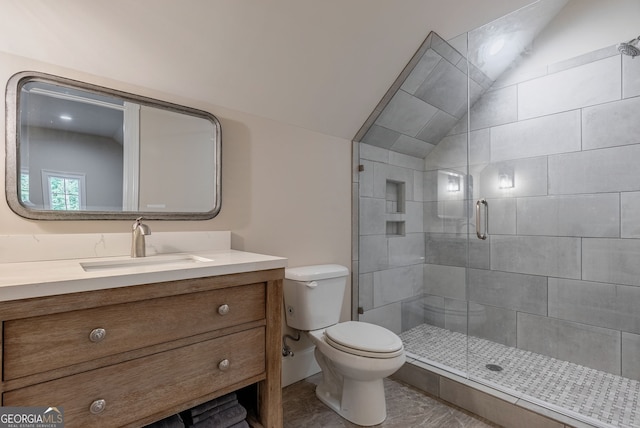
left=386, top=221, right=406, bottom=237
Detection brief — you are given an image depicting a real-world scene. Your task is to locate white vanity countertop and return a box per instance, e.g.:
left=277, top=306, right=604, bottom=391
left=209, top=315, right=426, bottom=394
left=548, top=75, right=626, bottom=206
left=0, top=249, right=288, bottom=302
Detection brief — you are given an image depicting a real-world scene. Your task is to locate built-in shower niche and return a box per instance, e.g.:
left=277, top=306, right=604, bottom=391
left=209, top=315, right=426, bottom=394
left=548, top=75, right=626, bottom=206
left=385, top=180, right=405, bottom=213
left=385, top=180, right=406, bottom=237
left=386, top=221, right=405, bottom=237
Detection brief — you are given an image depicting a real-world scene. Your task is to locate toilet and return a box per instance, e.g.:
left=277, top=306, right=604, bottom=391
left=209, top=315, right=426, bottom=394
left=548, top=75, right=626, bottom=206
left=283, top=264, right=405, bottom=426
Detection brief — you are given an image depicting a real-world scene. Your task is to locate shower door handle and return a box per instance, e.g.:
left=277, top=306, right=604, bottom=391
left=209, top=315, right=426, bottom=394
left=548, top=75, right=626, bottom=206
left=476, top=199, right=488, bottom=240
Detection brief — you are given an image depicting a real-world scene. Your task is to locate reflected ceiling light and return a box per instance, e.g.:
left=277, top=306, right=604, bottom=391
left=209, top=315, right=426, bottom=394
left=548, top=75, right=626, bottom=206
left=59, top=114, right=72, bottom=121
left=489, top=38, right=505, bottom=56
left=447, top=175, right=461, bottom=192
left=498, top=168, right=514, bottom=189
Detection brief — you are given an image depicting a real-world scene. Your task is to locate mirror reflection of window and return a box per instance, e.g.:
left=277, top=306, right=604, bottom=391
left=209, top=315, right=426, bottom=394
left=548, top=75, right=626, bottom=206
left=41, top=170, right=86, bottom=211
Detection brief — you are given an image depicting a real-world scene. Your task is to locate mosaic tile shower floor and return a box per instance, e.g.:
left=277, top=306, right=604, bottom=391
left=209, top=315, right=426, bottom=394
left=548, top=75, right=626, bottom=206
left=400, top=324, right=640, bottom=428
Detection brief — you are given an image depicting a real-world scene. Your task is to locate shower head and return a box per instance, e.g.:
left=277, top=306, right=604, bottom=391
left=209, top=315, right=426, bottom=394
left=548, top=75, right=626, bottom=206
left=618, top=36, right=640, bottom=57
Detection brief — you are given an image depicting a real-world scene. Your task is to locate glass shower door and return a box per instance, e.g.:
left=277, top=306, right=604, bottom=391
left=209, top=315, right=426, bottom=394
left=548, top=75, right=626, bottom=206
left=355, top=32, right=473, bottom=380
left=463, top=0, right=577, bottom=402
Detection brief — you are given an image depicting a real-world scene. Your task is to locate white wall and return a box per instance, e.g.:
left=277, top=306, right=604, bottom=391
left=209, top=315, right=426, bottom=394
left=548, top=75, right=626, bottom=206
left=0, top=51, right=351, bottom=267
left=0, top=0, right=535, bottom=141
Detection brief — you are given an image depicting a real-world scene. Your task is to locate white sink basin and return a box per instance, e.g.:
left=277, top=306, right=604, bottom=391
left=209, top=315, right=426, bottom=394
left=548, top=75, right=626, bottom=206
left=80, top=254, right=213, bottom=272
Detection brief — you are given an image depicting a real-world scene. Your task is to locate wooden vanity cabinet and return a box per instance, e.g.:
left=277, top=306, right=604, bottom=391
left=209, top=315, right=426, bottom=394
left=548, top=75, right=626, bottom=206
left=0, top=268, right=284, bottom=428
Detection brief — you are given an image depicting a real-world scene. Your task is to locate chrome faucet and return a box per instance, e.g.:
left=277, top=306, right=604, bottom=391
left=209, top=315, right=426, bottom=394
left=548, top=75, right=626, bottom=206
left=131, top=217, right=151, bottom=258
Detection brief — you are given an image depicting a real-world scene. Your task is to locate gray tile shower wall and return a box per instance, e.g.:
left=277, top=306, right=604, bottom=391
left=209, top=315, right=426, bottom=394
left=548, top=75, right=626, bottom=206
left=516, top=55, right=620, bottom=119
left=516, top=313, right=622, bottom=375
left=358, top=143, right=425, bottom=334
left=423, top=48, right=640, bottom=380
left=359, top=32, right=491, bottom=159
left=622, top=332, right=640, bottom=380
left=356, top=33, right=640, bottom=382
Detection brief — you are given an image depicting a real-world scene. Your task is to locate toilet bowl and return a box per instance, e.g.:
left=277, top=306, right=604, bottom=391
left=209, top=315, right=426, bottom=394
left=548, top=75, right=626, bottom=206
left=307, top=322, right=405, bottom=426
left=283, top=265, right=406, bottom=426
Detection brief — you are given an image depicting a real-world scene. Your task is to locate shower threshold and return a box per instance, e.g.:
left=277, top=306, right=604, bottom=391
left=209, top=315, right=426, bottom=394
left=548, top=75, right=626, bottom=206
left=399, top=324, right=639, bottom=428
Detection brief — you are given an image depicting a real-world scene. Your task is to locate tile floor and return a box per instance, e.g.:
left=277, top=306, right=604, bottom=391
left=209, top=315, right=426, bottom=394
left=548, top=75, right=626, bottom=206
left=400, top=324, right=640, bottom=428
left=283, top=372, right=498, bottom=428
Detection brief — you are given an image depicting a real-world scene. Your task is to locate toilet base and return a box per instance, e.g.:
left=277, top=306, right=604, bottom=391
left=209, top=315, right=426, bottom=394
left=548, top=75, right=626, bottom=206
left=315, top=376, right=387, bottom=426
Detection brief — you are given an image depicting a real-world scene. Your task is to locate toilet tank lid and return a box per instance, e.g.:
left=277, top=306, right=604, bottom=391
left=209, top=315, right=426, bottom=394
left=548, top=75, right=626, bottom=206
left=285, top=264, right=349, bottom=281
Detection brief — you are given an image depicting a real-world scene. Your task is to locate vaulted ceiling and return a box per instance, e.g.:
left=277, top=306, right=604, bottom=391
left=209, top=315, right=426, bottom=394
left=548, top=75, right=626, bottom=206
left=0, top=0, right=536, bottom=140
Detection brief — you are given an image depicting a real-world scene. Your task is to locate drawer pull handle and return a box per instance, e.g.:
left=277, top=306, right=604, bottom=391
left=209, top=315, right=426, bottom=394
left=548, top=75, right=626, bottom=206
left=217, top=304, right=230, bottom=316
left=89, top=399, right=106, bottom=414
left=218, top=359, right=230, bottom=371
left=89, top=328, right=107, bottom=343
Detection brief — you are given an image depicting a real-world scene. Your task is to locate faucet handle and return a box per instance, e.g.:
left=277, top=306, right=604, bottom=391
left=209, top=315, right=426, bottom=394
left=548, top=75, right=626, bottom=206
left=133, top=217, right=151, bottom=235
left=133, top=216, right=143, bottom=230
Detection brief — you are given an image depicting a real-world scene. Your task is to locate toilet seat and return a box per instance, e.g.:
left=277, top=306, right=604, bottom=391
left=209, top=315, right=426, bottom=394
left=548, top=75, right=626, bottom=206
left=324, top=321, right=404, bottom=358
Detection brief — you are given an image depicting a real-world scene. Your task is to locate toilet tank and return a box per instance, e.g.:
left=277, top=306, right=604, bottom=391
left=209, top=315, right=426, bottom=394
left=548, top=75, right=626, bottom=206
left=283, top=264, right=349, bottom=331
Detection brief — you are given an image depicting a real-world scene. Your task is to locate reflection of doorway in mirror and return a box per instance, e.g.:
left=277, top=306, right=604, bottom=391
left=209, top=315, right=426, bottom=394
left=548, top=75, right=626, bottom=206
left=41, top=170, right=86, bottom=210
left=122, top=101, right=140, bottom=211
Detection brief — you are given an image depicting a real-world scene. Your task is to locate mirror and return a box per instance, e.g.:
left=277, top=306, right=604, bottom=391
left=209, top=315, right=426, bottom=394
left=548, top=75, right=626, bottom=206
left=5, top=71, right=221, bottom=220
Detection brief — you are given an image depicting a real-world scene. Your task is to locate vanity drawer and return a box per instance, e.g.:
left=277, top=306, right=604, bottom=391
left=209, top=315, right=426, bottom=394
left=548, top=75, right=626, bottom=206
left=4, top=282, right=265, bottom=380
left=3, top=327, right=265, bottom=428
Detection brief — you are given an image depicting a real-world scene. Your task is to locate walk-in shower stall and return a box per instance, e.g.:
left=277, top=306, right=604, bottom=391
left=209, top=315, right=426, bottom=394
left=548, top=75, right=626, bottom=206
left=353, top=1, right=640, bottom=427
